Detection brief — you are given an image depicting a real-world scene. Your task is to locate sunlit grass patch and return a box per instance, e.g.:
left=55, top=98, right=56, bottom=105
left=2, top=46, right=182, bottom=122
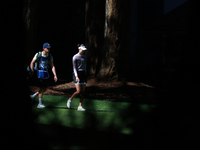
left=33, top=95, right=132, bottom=111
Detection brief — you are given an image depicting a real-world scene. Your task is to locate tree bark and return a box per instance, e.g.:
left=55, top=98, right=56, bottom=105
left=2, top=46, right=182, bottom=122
left=86, top=0, right=132, bottom=81
left=23, top=0, right=39, bottom=63
left=85, top=0, right=105, bottom=77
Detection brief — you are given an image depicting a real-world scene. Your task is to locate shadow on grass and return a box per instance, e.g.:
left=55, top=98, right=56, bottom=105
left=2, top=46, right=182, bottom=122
left=45, top=106, right=118, bottom=112
left=36, top=124, right=134, bottom=150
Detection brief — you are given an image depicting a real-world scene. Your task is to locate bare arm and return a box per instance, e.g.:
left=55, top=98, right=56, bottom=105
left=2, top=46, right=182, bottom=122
left=30, top=59, right=36, bottom=76
left=50, top=61, right=58, bottom=82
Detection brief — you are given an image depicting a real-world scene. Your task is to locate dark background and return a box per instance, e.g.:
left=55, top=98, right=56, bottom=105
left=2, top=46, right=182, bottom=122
left=34, top=0, right=86, bottom=81
left=1, top=0, right=200, bottom=149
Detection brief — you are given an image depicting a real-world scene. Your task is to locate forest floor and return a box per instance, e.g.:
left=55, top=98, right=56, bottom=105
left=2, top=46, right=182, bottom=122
left=29, top=76, right=159, bottom=104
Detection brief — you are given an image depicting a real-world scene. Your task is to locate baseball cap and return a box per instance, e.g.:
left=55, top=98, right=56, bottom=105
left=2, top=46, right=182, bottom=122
left=43, top=43, right=51, bottom=48
left=78, top=45, right=87, bottom=50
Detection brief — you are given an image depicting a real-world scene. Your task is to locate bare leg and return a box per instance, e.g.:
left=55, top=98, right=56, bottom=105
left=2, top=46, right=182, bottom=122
left=39, top=87, right=46, bottom=99
left=39, top=93, right=43, bottom=99
left=37, top=87, right=47, bottom=108
left=32, top=91, right=39, bottom=96
left=79, top=85, right=86, bottom=106
left=70, top=84, right=81, bottom=101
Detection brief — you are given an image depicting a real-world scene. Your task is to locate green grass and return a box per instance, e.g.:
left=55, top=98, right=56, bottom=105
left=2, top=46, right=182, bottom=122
left=33, top=95, right=156, bottom=111
left=32, top=95, right=157, bottom=150
left=35, top=94, right=131, bottom=111
left=33, top=95, right=135, bottom=132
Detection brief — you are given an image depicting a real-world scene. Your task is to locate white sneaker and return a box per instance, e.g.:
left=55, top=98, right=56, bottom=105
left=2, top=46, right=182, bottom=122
left=67, top=99, right=71, bottom=108
left=77, top=106, right=86, bottom=111
left=37, top=104, right=45, bottom=108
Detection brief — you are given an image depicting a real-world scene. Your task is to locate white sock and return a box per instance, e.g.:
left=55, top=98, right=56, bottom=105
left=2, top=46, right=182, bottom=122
left=39, top=98, right=42, bottom=104
left=30, top=93, right=37, bottom=98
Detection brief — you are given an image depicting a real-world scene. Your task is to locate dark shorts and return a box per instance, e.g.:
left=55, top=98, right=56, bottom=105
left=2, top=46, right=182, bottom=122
left=37, top=78, right=49, bottom=88
left=73, top=71, right=87, bottom=85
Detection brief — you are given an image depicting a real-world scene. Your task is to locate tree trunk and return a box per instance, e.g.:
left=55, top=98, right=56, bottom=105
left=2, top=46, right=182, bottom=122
left=23, top=0, right=39, bottom=64
left=86, top=0, right=132, bottom=81
left=85, top=0, right=105, bottom=77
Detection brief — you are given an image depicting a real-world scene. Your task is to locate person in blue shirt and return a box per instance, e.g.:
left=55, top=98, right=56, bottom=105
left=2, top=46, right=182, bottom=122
left=30, top=43, right=58, bottom=108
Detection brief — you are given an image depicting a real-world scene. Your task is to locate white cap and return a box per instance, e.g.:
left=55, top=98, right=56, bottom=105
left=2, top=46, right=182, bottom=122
left=78, top=45, right=87, bottom=50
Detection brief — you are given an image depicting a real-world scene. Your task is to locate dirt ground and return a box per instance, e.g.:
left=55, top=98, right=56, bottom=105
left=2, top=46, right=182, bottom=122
left=29, top=77, right=158, bottom=103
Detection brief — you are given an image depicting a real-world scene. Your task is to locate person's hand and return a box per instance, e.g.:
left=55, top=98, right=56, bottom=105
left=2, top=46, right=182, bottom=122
left=76, top=76, right=80, bottom=82
left=54, top=75, right=58, bottom=82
